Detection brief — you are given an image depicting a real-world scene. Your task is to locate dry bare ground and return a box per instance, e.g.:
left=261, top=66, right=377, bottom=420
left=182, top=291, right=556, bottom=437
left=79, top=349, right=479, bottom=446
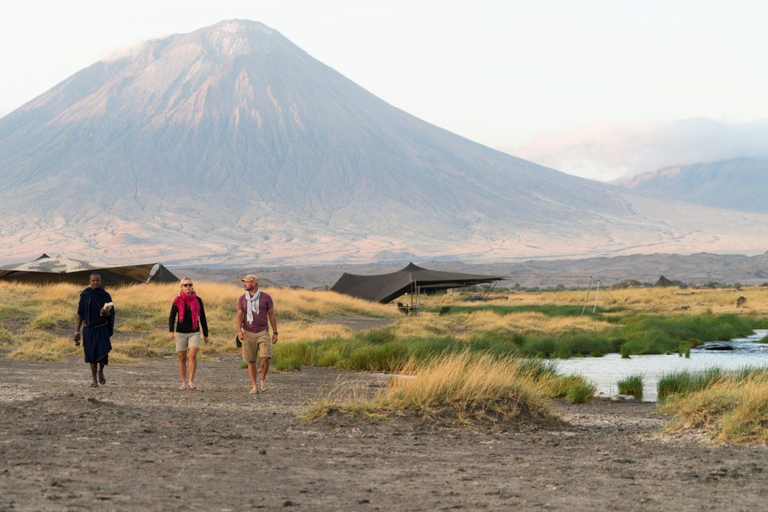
left=2, top=355, right=768, bottom=511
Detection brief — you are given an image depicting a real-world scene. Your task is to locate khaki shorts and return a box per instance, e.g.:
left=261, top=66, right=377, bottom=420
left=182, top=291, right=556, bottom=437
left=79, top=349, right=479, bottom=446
left=175, top=332, right=201, bottom=352
left=242, top=330, right=272, bottom=362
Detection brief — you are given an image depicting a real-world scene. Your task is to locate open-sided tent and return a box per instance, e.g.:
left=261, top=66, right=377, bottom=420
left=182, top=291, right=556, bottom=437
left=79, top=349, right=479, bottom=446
left=0, top=254, right=179, bottom=286
left=330, top=262, right=505, bottom=303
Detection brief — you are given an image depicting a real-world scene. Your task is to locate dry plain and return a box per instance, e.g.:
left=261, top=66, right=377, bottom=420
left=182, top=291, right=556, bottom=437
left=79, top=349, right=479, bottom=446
left=3, top=283, right=768, bottom=510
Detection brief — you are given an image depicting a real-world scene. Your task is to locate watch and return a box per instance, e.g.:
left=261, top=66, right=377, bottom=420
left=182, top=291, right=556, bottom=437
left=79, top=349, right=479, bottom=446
left=273, top=332, right=278, bottom=335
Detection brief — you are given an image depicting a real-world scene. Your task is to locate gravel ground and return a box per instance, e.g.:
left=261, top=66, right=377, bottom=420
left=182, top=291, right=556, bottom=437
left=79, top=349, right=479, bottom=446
left=2, top=354, right=768, bottom=511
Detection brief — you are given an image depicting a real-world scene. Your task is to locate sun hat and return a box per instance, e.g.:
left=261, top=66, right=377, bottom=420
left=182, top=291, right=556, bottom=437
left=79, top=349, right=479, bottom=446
left=242, top=274, right=260, bottom=283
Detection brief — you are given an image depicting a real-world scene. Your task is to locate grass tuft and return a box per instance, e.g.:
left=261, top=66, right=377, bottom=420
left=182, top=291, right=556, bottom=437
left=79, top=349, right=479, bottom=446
left=306, top=353, right=565, bottom=426
left=658, top=368, right=768, bottom=442
left=564, top=380, right=596, bottom=404
left=657, top=369, right=724, bottom=401
left=617, top=375, right=644, bottom=400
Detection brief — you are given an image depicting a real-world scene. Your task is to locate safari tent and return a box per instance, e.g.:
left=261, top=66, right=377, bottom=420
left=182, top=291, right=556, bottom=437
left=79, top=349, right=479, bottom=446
left=0, top=254, right=179, bottom=286
left=654, top=275, right=676, bottom=287
left=330, top=262, right=504, bottom=304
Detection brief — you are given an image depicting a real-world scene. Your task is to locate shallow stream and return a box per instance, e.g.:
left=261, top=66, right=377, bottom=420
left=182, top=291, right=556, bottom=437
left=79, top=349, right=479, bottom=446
left=556, top=329, right=768, bottom=402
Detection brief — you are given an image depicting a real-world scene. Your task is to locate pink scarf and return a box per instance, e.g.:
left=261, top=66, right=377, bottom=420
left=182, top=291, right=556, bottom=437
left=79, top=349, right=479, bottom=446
left=174, top=291, right=200, bottom=330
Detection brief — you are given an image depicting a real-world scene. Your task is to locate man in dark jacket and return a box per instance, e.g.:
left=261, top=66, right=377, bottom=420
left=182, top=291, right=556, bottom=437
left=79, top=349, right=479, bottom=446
left=74, top=273, right=115, bottom=388
left=169, top=278, right=209, bottom=390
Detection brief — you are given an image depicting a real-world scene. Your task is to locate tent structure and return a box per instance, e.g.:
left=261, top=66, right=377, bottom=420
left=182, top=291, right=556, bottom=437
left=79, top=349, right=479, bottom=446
left=0, top=254, right=179, bottom=286
left=654, top=275, right=676, bottom=287
left=330, top=263, right=505, bottom=304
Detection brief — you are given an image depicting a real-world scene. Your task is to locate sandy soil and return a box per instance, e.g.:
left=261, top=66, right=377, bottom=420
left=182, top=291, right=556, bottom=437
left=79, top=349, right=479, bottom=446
left=2, top=354, right=768, bottom=511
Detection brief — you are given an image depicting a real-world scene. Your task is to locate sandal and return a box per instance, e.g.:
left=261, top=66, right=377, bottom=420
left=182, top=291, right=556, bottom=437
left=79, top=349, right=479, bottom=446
left=99, top=375, right=106, bottom=385
left=179, top=385, right=188, bottom=391
left=89, top=382, right=98, bottom=388
left=249, top=388, right=258, bottom=395
left=259, top=382, right=268, bottom=393
left=188, top=385, right=198, bottom=391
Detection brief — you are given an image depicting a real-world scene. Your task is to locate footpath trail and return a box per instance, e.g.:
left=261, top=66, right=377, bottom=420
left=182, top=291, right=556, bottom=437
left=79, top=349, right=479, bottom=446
left=2, top=355, right=768, bottom=511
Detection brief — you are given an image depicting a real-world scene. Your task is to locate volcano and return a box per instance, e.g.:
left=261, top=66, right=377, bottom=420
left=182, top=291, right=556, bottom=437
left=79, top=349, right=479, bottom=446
left=2, top=20, right=768, bottom=265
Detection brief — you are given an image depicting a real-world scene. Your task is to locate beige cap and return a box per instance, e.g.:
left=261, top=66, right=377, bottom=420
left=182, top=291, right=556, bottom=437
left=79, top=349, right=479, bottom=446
left=242, top=274, right=260, bottom=283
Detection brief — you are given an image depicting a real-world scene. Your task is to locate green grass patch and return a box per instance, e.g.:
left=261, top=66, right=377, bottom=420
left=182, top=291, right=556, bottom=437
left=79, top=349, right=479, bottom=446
left=516, top=314, right=755, bottom=359
left=7, top=349, right=64, bottom=362
left=30, top=316, right=58, bottom=330
left=617, top=375, right=644, bottom=400
left=0, top=305, right=35, bottom=321
left=0, top=325, right=17, bottom=346
left=564, top=379, right=596, bottom=403
left=272, top=313, right=759, bottom=371
left=426, top=304, right=626, bottom=317
left=657, top=368, right=725, bottom=400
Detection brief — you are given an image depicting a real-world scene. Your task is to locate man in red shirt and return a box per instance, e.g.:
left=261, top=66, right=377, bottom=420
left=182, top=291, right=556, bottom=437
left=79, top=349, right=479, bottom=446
left=236, top=274, right=278, bottom=394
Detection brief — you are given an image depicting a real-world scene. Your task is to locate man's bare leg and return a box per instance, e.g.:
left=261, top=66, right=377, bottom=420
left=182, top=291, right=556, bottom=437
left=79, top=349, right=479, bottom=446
left=260, top=357, right=270, bottom=389
left=247, top=361, right=259, bottom=393
left=177, top=351, right=188, bottom=389
left=188, top=347, right=198, bottom=389
left=89, top=363, right=98, bottom=385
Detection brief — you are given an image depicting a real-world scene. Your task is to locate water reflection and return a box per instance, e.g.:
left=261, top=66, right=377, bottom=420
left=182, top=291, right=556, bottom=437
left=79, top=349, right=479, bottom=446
left=556, top=330, right=768, bottom=402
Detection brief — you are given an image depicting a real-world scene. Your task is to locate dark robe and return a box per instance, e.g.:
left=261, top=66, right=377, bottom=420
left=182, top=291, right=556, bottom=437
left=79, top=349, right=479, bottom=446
left=78, top=287, right=114, bottom=364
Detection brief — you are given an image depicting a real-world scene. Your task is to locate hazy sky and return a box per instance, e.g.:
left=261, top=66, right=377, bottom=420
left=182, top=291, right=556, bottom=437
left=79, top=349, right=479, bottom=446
left=2, top=0, right=767, bottom=180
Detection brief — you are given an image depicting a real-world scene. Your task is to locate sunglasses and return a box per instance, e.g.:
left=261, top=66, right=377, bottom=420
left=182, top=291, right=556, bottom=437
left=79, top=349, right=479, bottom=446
left=182, top=283, right=193, bottom=287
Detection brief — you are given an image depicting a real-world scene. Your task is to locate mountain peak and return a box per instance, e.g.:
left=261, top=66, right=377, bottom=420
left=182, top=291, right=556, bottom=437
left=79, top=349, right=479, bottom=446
left=184, top=19, right=295, bottom=57
left=3, top=24, right=768, bottom=264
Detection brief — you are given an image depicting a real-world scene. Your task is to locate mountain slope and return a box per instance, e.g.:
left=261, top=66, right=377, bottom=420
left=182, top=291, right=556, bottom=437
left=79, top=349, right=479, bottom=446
left=2, top=20, right=768, bottom=265
left=612, top=158, right=768, bottom=213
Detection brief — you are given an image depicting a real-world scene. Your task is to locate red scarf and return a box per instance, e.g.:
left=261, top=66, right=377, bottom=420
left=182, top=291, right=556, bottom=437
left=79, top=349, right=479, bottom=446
left=174, top=291, right=200, bottom=330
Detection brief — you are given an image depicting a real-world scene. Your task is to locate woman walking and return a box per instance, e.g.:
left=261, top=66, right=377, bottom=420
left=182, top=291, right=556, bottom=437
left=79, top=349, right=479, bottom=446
left=169, top=278, right=209, bottom=390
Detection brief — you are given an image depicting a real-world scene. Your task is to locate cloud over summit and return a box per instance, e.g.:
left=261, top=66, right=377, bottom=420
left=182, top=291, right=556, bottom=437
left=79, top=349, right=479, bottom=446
left=506, top=118, right=768, bottom=181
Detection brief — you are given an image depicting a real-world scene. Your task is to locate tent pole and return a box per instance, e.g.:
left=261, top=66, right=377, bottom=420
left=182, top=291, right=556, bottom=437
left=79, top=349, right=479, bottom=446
left=481, top=281, right=497, bottom=300
left=593, top=280, right=601, bottom=314
left=581, top=277, right=593, bottom=316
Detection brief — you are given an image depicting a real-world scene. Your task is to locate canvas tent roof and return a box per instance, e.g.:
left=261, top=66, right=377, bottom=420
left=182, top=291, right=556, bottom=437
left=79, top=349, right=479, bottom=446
left=0, top=254, right=179, bottom=286
left=654, top=275, right=675, bottom=287
left=330, top=263, right=505, bottom=303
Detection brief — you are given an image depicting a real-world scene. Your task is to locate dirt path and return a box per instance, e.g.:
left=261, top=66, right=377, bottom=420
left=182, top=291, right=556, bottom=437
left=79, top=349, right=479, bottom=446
left=2, top=355, right=768, bottom=511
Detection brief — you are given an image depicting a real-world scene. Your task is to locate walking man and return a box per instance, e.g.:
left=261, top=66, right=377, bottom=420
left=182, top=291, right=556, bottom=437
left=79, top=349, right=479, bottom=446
left=236, top=274, right=278, bottom=394
left=74, top=273, right=114, bottom=388
left=169, top=278, right=209, bottom=390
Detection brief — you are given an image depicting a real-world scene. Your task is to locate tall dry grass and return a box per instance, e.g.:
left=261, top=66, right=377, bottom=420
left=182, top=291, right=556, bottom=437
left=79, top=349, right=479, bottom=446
left=307, top=352, right=562, bottom=425
left=659, top=370, right=768, bottom=443
left=424, top=286, right=768, bottom=316
left=391, top=310, right=614, bottom=340
left=0, top=281, right=395, bottom=361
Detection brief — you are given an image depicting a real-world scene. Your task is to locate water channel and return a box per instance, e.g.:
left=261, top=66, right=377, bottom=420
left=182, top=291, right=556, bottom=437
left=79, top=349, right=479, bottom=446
left=556, top=329, right=768, bottom=402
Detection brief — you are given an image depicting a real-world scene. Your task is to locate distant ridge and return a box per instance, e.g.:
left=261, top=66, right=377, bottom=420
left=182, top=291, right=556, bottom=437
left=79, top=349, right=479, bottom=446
left=3, top=20, right=768, bottom=265
left=612, top=158, right=768, bottom=213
